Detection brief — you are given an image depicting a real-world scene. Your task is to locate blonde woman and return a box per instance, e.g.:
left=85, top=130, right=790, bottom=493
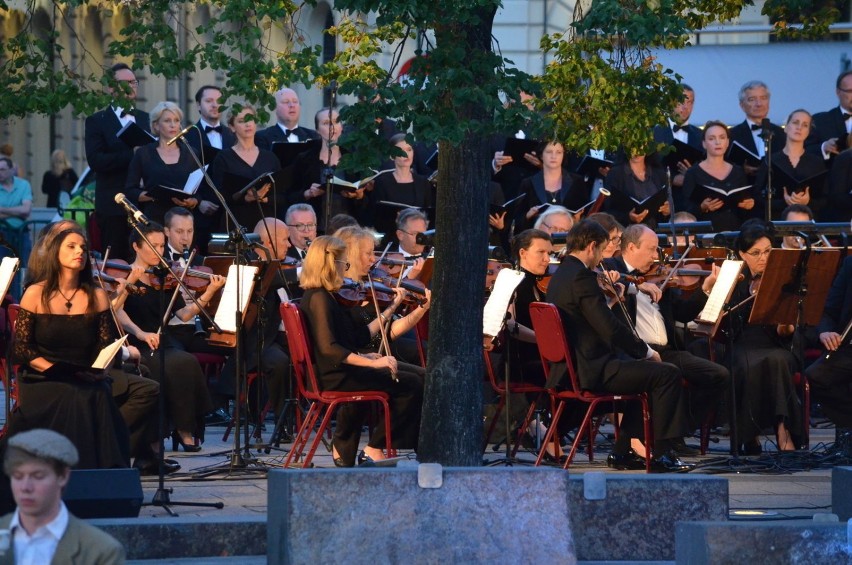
left=41, top=149, right=78, bottom=208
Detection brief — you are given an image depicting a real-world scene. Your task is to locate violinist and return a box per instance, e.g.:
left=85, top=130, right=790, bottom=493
left=284, top=203, right=316, bottom=263
left=779, top=204, right=814, bottom=249
left=533, top=206, right=573, bottom=235
left=299, top=236, right=424, bottom=468
left=707, top=220, right=802, bottom=454
left=545, top=219, right=692, bottom=472
left=389, top=208, right=429, bottom=280
left=586, top=212, right=624, bottom=260
left=117, top=223, right=226, bottom=452
left=482, top=229, right=565, bottom=461
left=604, top=224, right=729, bottom=457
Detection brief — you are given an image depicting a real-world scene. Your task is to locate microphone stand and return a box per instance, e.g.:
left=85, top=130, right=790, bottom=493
left=322, top=84, right=338, bottom=233
left=762, top=120, right=774, bottom=223
left=175, top=136, right=269, bottom=476
left=665, top=168, right=678, bottom=256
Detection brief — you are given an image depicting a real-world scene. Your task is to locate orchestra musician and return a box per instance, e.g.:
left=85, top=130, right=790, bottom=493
left=389, top=208, right=429, bottom=280
left=298, top=235, right=424, bottom=467
left=533, top=205, right=573, bottom=235
left=10, top=222, right=130, bottom=469
left=586, top=212, right=624, bottom=260
left=124, top=101, right=200, bottom=226
left=604, top=224, right=729, bottom=457
left=779, top=204, right=814, bottom=249
left=544, top=219, right=692, bottom=472
left=116, top=223, right=226, bottom=452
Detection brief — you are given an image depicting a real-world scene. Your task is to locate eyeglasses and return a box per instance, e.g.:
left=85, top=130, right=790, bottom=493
left=608, top=236, right=622, bottom=244
left=334, top=260, right=350, bottom=271
left=288, top=223, right=317, bottom=232
left=744, top=248, right=772, bottom=259
left=123, top=80, right=139, bottom=87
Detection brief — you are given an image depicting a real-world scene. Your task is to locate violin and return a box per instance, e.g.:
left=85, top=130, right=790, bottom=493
left=333, top=279, right=396, bottom=308
left=373, top=252, right=417, bottom=278
left=91, top=259, right=146, bottom=295
left=535, top=263, right=560, bottom=294
left=370, top=271, right=428, bottom=308
left=643, top=264, right=711, bottom=291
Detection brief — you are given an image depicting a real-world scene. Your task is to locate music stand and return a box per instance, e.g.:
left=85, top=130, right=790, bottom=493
left=748, top=247, right=836, bottom=451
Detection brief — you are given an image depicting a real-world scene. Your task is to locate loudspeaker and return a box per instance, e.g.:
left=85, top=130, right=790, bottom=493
left=63, top=468, right=143, bottom=518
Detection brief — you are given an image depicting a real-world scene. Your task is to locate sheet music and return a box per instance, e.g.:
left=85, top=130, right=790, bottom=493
left=213, top=264, right=259, bottom=333
left=483, top=268, right=526, bottom=337
left=92, top=335, right=129, bottom=370
left=697, top=259, right=744, bottom=324
left=0, top=257, right=19, bottom=298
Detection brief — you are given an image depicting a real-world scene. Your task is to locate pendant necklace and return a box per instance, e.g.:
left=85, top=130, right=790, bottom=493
left=57, top=287, right=79, bottom=312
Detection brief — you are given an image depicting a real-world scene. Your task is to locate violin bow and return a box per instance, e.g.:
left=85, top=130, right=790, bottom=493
left=366, top=271, right=399, bottom=382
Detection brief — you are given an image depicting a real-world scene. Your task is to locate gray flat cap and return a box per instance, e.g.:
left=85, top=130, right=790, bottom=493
left=8, top=429, right=79, bottom=467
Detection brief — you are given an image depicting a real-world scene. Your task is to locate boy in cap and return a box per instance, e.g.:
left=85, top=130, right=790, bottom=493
left=0, top=429, right=125, bottom=564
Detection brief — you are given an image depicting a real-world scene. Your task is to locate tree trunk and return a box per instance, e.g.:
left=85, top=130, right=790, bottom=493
left=417, top=8, right=496, bottom=466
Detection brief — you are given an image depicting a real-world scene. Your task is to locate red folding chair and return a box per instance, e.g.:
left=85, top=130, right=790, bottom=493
left=482, top=344, right=546, bottom=456
left=280, top=301, right=393, bottom=468
left=528, top=302, right=653, bottom=472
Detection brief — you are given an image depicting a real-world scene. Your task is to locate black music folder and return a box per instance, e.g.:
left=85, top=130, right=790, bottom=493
left=689, top=183, right=753, bottom=207
left=609, top=187, right=670, bottom=214
left=489, top=192, right=526, bottom=217
left=504, top=138, right=541, bottom=170
left=271, top=139, right=321, bottom=168
left=575, top=155, right=614, bottom=178
left=770, top=164, right=828, bottom=196
left=148, top=167, right=207, bottom=200
left=116, top=122, right=156, bottom=148
left=223, top=170, right=287, bottom=200
left=727, top=141, right=761, bottom=168
left=664, top=139, right=705, bottom=168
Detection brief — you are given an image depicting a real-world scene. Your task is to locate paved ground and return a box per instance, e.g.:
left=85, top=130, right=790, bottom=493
left=135, top=417, right=841, bottom=522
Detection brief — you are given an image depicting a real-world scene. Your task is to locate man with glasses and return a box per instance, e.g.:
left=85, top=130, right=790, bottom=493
left=807, top=70, right=852, bottom=168
left=255, top=87, right=320, bottom=150
left=391, top=208, right=428, bottom=280
left=84, top=62, right=151, bottom=260
left=284, top=203, right=317, bottom=262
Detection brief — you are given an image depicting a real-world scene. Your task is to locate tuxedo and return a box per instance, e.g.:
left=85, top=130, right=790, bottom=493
left=0, top=511, right=125, bottom=565
left=84, top=106, right=151, bottom=258
left=806, top=106, right=851, bottom=166
left=184, top=119, right=237, bottom=159
left=255, top=124, right=320, bottom=150
left=806, top=256, right=852, bottom=428
left=653, top=123, right=703, bottom=149
left=728, top=120, right=786, bottom=161
left=545, top=255, right=686, bottom=442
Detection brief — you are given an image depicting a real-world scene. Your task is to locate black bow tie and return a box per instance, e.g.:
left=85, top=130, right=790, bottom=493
left=171, top=251, right=184, bottom=262
left=672, top=124, right=684, bottom=132
left=120, top=110, right=129, bottom=118
left=284, top=128, right=296, bottom=138
left=750, top=123, right=762, bottom=131
left=204, top=125, right=222, bottom=134
left=844, top=113, right=852, bottom=121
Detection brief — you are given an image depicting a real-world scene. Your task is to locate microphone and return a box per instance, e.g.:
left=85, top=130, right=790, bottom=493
left=329, top=80, right=338, bottom=93
left=114, top=193, right=150, bottom=226
left=166, top=124, right=196, bottom=146
left=415, top=229, right=435, bottom=246
left=760, top=118, right=771, bottom=141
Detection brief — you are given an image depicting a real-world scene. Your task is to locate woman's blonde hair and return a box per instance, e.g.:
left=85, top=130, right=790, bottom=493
left=149, top=101, right=183, bottom=136
left=299, top=235, right=346, bottom=291
left=50, top=149, right=71, bottom=176
left=334, top=225, right=374, bottom=276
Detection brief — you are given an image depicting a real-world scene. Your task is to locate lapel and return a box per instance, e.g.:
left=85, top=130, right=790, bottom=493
left=0, top=514, right=13, bottom=565
left=51, top=515, right=82, bottom=565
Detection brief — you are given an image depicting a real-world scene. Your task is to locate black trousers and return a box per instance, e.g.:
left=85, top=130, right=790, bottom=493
left=656, top=347, right=730, bottom=430
left=111, top=367, right=160, bottom=459
left=96, top=213, right=131, bottom=261
left=806, top=347, right=852, bottom=429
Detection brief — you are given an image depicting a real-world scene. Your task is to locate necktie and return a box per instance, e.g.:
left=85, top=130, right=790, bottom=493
left=672, top=124, right=683, bottom=132
left=750, top=123, right=762, bottom=131
left=299, top=248, right=306, bottom=259
left=204, top=125, right=222, bottom=134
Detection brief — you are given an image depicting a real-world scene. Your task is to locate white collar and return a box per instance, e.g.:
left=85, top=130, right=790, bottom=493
left=10, top=501, right=69, bottom=541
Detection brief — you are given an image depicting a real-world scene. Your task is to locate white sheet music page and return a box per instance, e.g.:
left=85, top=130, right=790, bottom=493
left=0, top=257, right=19, bottom=298
left=214, top=264, right=259, bottom=333
left=483, top=268, right=526, bottom=337
left=92, top=334, right=129, bottom=370
left=697, top=259, right=744, bottom=325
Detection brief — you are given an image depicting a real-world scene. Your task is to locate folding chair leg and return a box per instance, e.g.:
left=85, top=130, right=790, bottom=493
left=535, top=400, right=565, bottom=467
left=482, top=396, right=506, bottom=453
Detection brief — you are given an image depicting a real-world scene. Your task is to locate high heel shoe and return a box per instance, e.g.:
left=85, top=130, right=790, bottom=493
left=171, top=432, right=202, bottom=453
left=357, top=450, right=374, bottom=466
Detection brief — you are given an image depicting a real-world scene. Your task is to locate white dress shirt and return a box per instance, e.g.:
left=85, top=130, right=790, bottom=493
left=10, top=501, right=69, bottom=565
left=623, top=259, right=668, bottom=347
left=200, top=119, right=223, bottom=149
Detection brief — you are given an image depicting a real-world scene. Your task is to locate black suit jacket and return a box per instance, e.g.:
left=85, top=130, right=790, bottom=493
left=818, top=255, right=852, bottom=334
left=653, top=123, right=703, bottom=150
left=807, top=107, right=848, bottom=164
left=255, top=124, right=321, bottom=150
left=544, top=255, right=649, bottom=391
left=184, top=120, right=237, bottom=161
left=84, top=107, right=151, bottom=216
left=728, top=120, right=786, bottom=159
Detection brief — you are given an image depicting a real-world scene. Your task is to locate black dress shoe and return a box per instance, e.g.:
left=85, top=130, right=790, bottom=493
left=739, top=439, right=762, bottom=456
left=606, top=450, right=646, bottom=470
left=357, top=450, right=373, bottom=466
left=650, top=451, right=695, bottom=473
left=671, top=438, right=700, bottom=456
left=204, top=408, right=232, bottom=426
left=133, top=458, right=181, bottom=476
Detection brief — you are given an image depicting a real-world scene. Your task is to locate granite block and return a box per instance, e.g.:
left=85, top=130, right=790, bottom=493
left=568, top=474, right=728, bottom=561
left=833, top=466, right=852, bottom=521
left=676, top=521, right=852, bottom=565
left=92, top=516, right=266, bottom=560
left=268, top=467, right=576, bottom=565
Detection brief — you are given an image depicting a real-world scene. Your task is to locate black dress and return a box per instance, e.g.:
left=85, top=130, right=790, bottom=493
left=11, top=309, right=130, bottom=469
left=290, top=152, right=368, bottom=231
left=603, top=162, right=669, bottom=230
left=122, top=282, right=213, bottom=437
left=682, top=163, right=754, bottom=231
left=299, top=288, right=423, bottom=463
left=369, top=172, right=433, bottom=235
left=727, top=275, right=803, bottom=444
left=518, top=170, right=589, bottom=230
left=125, top=143, right=198, bottom=225
left=206, top=147, right=283, bottom=231
left=754, top=151, right=827, bottom=220
left=41, top=168, right=78, bottom=208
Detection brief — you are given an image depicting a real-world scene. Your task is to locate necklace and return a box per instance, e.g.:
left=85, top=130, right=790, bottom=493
left=56, top=287, right=80, bottom=312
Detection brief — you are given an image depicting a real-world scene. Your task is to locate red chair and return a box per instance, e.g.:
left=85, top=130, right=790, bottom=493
left=280, top=301, right=393, bottom=468
left=528, top=302, right=653, bottom=472
left=482, top=345, right=546, bottom=456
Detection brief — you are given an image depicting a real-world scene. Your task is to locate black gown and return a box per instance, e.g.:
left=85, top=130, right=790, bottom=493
left=206, top=147, right=283, bottom=231
left=754, top=151, right=827, bottom=220
left=11, top=309, right=130, bottom=469
left=369, top=172, right=434, bottom=235
left=125, top=143, right=198, bottom=225
left=603, top=162, right=670, bottom=230
left=290, top=153, right=367, bottom=231
left=727, top=275, right=803, bottom=444
left=682, top=163, right=754, bottom=231
left=299, top=288, right=423, bottom=464
left=122, top=282, right=213, bottom=438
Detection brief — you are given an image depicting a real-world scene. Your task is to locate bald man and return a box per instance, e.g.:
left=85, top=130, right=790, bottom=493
left=255, top=88, right=321, bottom=150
